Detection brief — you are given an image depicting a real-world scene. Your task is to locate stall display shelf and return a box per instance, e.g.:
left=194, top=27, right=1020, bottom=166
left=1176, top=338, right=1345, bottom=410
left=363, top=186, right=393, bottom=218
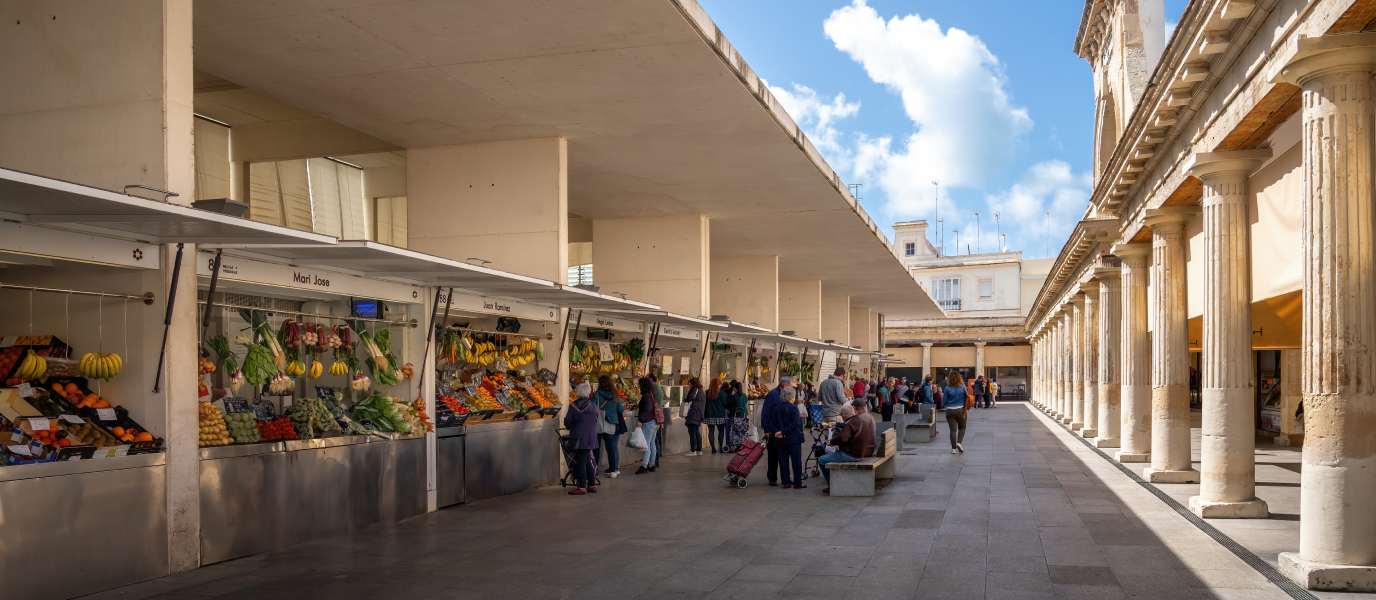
left=198, top=431, right=425, bottom=460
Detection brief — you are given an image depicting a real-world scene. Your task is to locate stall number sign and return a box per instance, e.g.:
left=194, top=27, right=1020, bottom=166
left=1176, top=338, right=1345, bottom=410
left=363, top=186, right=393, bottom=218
left=221, top=398, right=250, bottom=414
left=596, top=341, right=613, bottom=361
left=679, top=357, right=691, bottom=375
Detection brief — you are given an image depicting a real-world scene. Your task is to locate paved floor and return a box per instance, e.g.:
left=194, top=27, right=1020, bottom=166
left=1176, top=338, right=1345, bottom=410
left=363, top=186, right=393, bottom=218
left=84, top=403, right=1313, bottom=600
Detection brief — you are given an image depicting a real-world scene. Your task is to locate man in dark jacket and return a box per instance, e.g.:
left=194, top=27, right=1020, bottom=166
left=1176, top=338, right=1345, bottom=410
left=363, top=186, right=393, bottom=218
left=768, top=387, right=807, bottom=488
left=562, top=383, right=601, bottom=495
left=760, top=376, right=793, bottom=486
left=972, top=376, right=987, bottom=409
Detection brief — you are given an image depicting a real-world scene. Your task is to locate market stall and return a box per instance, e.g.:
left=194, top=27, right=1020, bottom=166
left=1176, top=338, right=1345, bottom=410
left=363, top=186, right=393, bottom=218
left=0, top=168, right=335, bottom=599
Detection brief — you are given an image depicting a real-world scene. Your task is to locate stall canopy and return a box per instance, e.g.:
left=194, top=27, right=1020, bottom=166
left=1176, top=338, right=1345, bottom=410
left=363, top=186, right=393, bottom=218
left=0, top=167, right=337, bottom=246
left=711, top=320, right=773, bottom=335
left=203, top=240, right=659, bottom=311
left=586, top=309, right=728, bottom=331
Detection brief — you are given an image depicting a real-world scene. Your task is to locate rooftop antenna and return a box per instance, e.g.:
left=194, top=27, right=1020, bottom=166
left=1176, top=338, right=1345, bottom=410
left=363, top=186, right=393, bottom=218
left=1044, top=211, right=1051, bottom=258
left=931, top=180, right=940, bottom=253
left=953, top=229, right=960, bottom=256
left=994, top=212, right=1002, bottom=250
left=848, top=183, right=863, bottom=203
left=974, top=211, right=981, bottom=254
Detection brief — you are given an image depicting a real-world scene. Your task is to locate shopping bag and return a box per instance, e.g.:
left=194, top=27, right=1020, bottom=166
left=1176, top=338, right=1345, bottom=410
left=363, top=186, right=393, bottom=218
left=627, top=426, right=649, bottom=451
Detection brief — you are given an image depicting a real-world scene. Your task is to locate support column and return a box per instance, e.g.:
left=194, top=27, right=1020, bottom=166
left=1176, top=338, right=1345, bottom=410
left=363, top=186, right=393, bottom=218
left=850, top=306, right=877, bottom=351
left=821, top=295, right=851, bottom=343
left=1081, top=286, right=1100, bottom=438
left=713, top=256, right=779, bottom=331
left=1096, top=268, right=1122, bottom=448
left=1070, top=296, right=1086, bottom=430
left=1062, top=310, right=1075, bottom=424
left=1051, top=319, right=1062, bottom=416
left=780, top=280, right=823, bottom=338
left=1278, top=36, right=1376, bottom=591
left=1055, top=315, right=1068, bottom=419
left=974, top=341, right=986, bottom=378
left=921, top=343, right=933, bottom=381
left=593, top=214, right=711, bottom=317
left=1144, top=208, right=1200, bottom=483
left=1188, top=150, right=1272, bottom=519
left=1115, top=244, right=1152, bottom=463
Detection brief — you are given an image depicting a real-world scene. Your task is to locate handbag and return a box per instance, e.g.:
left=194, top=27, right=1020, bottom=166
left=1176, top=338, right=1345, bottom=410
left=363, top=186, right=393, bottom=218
left=964, top=388, right=974, bottom=411
left=596, top=399, right=615, bottom=435
left=653, top=397, right=665, bottom=424
left=627, top=426, right=649, bottom=451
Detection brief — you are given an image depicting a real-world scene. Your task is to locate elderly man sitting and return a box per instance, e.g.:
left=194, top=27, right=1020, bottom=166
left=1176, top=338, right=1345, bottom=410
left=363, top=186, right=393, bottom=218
left=817, top=401, right=876, bottom=495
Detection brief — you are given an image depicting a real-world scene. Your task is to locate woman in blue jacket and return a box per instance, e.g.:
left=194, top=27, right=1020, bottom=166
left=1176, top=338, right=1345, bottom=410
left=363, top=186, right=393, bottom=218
left=943, top=371, right=968, bottom=455
left=768, top=387, right=807, bottom=489
left=593, top=375, right=625, bottom=477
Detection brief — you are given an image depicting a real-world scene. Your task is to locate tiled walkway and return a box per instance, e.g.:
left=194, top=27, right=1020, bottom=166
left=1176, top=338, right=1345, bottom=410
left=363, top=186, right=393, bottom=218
left=85, top=403, right=1310, bottom=600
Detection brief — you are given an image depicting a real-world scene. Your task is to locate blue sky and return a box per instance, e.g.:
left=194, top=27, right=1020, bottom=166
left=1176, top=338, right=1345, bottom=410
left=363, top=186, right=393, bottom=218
left=697, top=0, right=1189, bottom=259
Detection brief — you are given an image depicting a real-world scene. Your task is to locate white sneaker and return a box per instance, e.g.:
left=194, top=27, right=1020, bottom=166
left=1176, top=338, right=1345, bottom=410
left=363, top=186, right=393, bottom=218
left=951, top=449, right=958, bottom=454
left=956, top=443, right=964, bottom=453
left=608, top=471, right=619, bottom=478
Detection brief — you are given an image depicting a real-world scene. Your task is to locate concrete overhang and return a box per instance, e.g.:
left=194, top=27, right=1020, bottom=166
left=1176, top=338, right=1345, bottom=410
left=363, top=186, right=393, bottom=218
left=191, top=0, right=944, bottom=320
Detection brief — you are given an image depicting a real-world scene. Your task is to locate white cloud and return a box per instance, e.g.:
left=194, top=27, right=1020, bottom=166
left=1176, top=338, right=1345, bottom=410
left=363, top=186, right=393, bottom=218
left=768, top=82, right=860, bottom=157
left=982, top=160, right=1092, bottom=258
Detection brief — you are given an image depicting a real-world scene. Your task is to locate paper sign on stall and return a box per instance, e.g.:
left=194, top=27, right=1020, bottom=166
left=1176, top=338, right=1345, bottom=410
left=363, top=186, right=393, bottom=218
left=679, top=357, right=691, bottom=374
left=662, top=355, right=672, bottom=374
left=60, top=414, right=84, bottom=425
left=596, top=342, right=613, bottom=361
left=94, top=408, right=116, bottom=421
left=26, top=417, right=48, bottom=431
left=8, top=444, right=32, bottom=456
left=15, top=383, right=33, bottom=398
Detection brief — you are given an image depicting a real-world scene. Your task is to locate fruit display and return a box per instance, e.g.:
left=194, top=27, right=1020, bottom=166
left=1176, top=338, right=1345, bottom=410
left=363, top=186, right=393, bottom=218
left=108, top=425, right=152, bottom=444
left=284, top=360, right=305, bottom=377
left=198, top=401, right=232, bottom=447
left=328, top=361, right=348, bottom=376
left=12, top=350, right=48, bottom=380
left=51, top=382, right=110, bottom=408
left=223, top=412, right=261, bottom=444
left=255, top=416, right=298, bottom=441
left=27, top=424, right=72, bottom=448
left=411, top=397, right=433, bottom=432
left=307, top=360, right=323, bottom=379
left=284, top=397, right=341, bottom=439
left=438, top=394, right=471, bottom=415
left=60, top=418, right=123, bottom=447
left=522, top=382, right=557, bottom=408
left=77, top=352, right=121, bottom=381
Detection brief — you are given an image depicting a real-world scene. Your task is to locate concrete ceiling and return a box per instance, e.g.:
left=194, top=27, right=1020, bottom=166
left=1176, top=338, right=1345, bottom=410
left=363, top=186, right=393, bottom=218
left=192, top=0, right=944, bottom=319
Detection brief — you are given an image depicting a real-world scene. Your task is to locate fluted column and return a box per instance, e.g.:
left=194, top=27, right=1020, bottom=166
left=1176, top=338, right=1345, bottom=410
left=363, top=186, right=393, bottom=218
left=1114, top=243, right=1152, bottom=462
left=1061, top=310, right=1075, bottom=422
left=921, top=342, right=932, bottom=381
left=1188, top=150, right=1272, bottom=518
left=1052, top=318, right=1063, bottom=417
left=1278, top=36, right=1376, bottom=591
left=1081, top=286, right=1100, bottom=438
left=1070, top=296, right=1086, bottom=429
left=1096, top=268, right=1122, bottom=448
left=1144, top=208, right=1200, bottom=483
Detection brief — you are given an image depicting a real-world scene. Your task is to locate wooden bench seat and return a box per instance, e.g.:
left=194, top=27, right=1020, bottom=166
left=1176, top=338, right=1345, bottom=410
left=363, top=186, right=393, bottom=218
left=828, top=429, right=898, bottom=496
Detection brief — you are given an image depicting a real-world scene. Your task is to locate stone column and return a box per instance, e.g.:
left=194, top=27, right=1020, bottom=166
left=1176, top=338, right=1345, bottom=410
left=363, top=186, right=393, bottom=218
left=1034, top=337, right=1044, bottom=409
left=1278, top=35, right=1376, bottom=591
left=1143, top=208, right=1201, bottom=483
left=1081, top=286, right=1100, bottom=438
left=1063, top=309, right=1077, bottom=424
left=1096, top=268, right=1123, bottom=448
left=1070, top=296, right=1086, bottom=430
left=1055, top=312, right=1068, bottom=419
left=974, top=341, right=986, bottom=379
left=1188, top=150, right=1272, bottom=519
left=921, top=342, right=933, bottom=382
left=1114, top=243, right=1152, bottom=462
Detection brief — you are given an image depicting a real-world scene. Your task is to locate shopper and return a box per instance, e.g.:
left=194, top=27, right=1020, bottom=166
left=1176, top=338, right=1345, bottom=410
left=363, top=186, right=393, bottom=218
left=704, top=379, right=727, bottom=453
left=649, top=373, right=667, bottom=467
left=894, top=379, right=910, bottom=413
left=972, top=376, right=986, bottom=410
left=818, top=404, right=869, bottom=494
left=563, top=383, right=600, bottom=495
left=593, top=375, right=624, bottom=477
left=635, top=377, right=661, bottom=474
left=759, top=376, right=793, bottom=486
left=986, top=377, right=997, bottom=408
left=683, top=377, right=706, bottom=455
left=878, top=378, right=894, bottom=422
left=943, top=371, right=969, bottom=454
left=819, top=367, right=849, bottom=424
left=769, top=387, right=806, bottom=489
left=852, top=378, right=866, bottom=402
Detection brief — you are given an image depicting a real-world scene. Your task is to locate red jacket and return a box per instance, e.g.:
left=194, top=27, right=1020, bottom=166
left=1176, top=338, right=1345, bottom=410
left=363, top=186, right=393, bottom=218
left=852, top=380, right=865, bottom=398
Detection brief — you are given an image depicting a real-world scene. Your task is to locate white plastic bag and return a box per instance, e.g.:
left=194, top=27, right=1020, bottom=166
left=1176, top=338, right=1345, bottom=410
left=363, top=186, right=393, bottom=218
left=627, top=426, right=649, bottom=451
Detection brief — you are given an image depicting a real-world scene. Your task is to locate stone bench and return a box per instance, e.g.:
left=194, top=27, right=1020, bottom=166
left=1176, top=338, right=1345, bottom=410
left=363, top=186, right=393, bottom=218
left=903, top=405, right=937, bottom=444
left=828, top=429, right=898, bottom=497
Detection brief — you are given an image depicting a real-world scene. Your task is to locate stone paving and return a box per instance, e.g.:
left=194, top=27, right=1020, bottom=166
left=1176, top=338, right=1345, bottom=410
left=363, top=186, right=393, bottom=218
left=83, top=403, right=1308, bottom=600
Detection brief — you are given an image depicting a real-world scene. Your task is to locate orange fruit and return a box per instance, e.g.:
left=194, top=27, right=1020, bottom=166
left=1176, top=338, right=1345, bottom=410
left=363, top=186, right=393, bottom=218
left=111, top=427, right=125, bottom=436
left=119, top=435, right=133, bottom=442
left=51, top=383, right=64, bottom=395
left=93, top=399, right=109, bottom=408
left=64, top=383, right=78, bottom=394
left=133, top=432, right=153, bottom=442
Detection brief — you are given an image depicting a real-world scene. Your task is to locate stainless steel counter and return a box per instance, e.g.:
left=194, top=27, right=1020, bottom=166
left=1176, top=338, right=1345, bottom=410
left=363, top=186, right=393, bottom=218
left=199, top=435, right=426, bottom=564
left=1, top=456, right=168, bottom=600
left=462, top=417, right=558, bottom=502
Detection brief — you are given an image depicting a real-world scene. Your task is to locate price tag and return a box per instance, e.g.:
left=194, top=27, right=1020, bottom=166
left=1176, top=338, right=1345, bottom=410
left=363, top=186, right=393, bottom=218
left=7, top=444, right=32, bottom=456
left=437, top=382, right=455, bottom=397
left=95, top=408, right=116, bottom=421
left=16, top=383, right=33, bottom=398
left=251, top=401, right=276, bottom=421
left=0, top=337, right=13, bottom=348
left=221, top=397, right=250, bottom=414
left=60, top=414, right=84, bottom=425
left=465, top=383, right=479, bottom=396
left=597, top=341, right=613, bottom=362
left=9, top=431, right=23, bottom=443
left=26, top=418, right=49, bottom=431
left=316, top=387, right=339, bottom=402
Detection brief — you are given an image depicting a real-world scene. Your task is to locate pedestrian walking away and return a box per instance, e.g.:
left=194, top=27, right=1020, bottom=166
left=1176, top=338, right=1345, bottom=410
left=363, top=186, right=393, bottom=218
left=634, top=377, right=661, bottom=474
left=562, top=383, right=601, bottom=495
left=759, top=376, right=793, bottom=486
left=819, top=367, right=849, bottom=424
left=986, top=378, right=997, bottom=408
left=768, top=387, right=807, bottom=488
left=682, top=377, right=706, bottom=455
left=703, top=379, right=727, bottom=453
left=943, top=371, right=969, bottom=454
left=593, top=375, right=624, bottom=477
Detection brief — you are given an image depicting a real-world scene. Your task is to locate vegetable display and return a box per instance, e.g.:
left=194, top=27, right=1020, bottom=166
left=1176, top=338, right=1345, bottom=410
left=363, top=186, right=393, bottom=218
left=198, top=401, right=232, bottom=447
left=348, top=392, right=412, bottom=433
left=285, top=397, right=341, bottom=439
left=224, top=412, right=261, bottom=444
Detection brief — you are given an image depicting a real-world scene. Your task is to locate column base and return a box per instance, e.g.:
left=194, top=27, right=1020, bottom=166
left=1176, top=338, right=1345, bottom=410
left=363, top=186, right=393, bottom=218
left=1079, top=428, right=1097, bottom=438
left=1144, top=468, right=1199, bottom=483
left=1280, top=552, right=1376, bottom=592
left=1116, top=451, right=1150, bottom=463
left=1070, top=421, right=1084, bottom=431
left=1093, top=437, right=1120, bottom=449
left=1060, top=417, right=1073, bottom=424
left=1188, top=496, right=1269, bottom=519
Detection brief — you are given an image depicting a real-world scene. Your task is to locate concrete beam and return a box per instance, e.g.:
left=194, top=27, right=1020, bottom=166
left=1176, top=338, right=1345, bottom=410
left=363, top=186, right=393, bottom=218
left=229, top=117, right=402, bottom=163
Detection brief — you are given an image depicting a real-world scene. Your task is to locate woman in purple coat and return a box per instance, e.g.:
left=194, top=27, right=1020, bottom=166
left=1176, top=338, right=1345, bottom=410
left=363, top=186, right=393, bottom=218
left=563, top=382, right=601, bottom=495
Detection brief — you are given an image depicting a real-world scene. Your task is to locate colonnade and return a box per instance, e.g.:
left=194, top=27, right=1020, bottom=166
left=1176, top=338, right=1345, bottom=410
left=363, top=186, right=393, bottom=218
left=1029, top=34, right=1376, bottom=591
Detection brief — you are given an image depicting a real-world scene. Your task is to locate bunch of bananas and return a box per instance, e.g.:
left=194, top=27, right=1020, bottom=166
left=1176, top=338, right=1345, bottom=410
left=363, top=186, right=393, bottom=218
left=328, top=361, right=348, bottom=376
left=465, top=341, right=500, bottom=366
left=308, top=361, right=323, bottom=379
left=284, top=360, right=306, bottom=377
left=79, top=352, right=122, bottom=381
left=13, top=350, right=47, bottom=380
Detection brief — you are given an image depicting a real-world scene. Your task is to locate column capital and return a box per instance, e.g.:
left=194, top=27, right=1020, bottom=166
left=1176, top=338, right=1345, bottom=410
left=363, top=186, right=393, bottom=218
left=1111, top=242, right=1152, bottom=258
left=1143, top=206, right=1201, bottom=229
left=973, top=341, right=986, bottom=347
left=1187, top=149, right=1272, bottom=181
left=1279, top=33, right=1376, bottom=87
left=920, top=342, right=933, bottom=348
